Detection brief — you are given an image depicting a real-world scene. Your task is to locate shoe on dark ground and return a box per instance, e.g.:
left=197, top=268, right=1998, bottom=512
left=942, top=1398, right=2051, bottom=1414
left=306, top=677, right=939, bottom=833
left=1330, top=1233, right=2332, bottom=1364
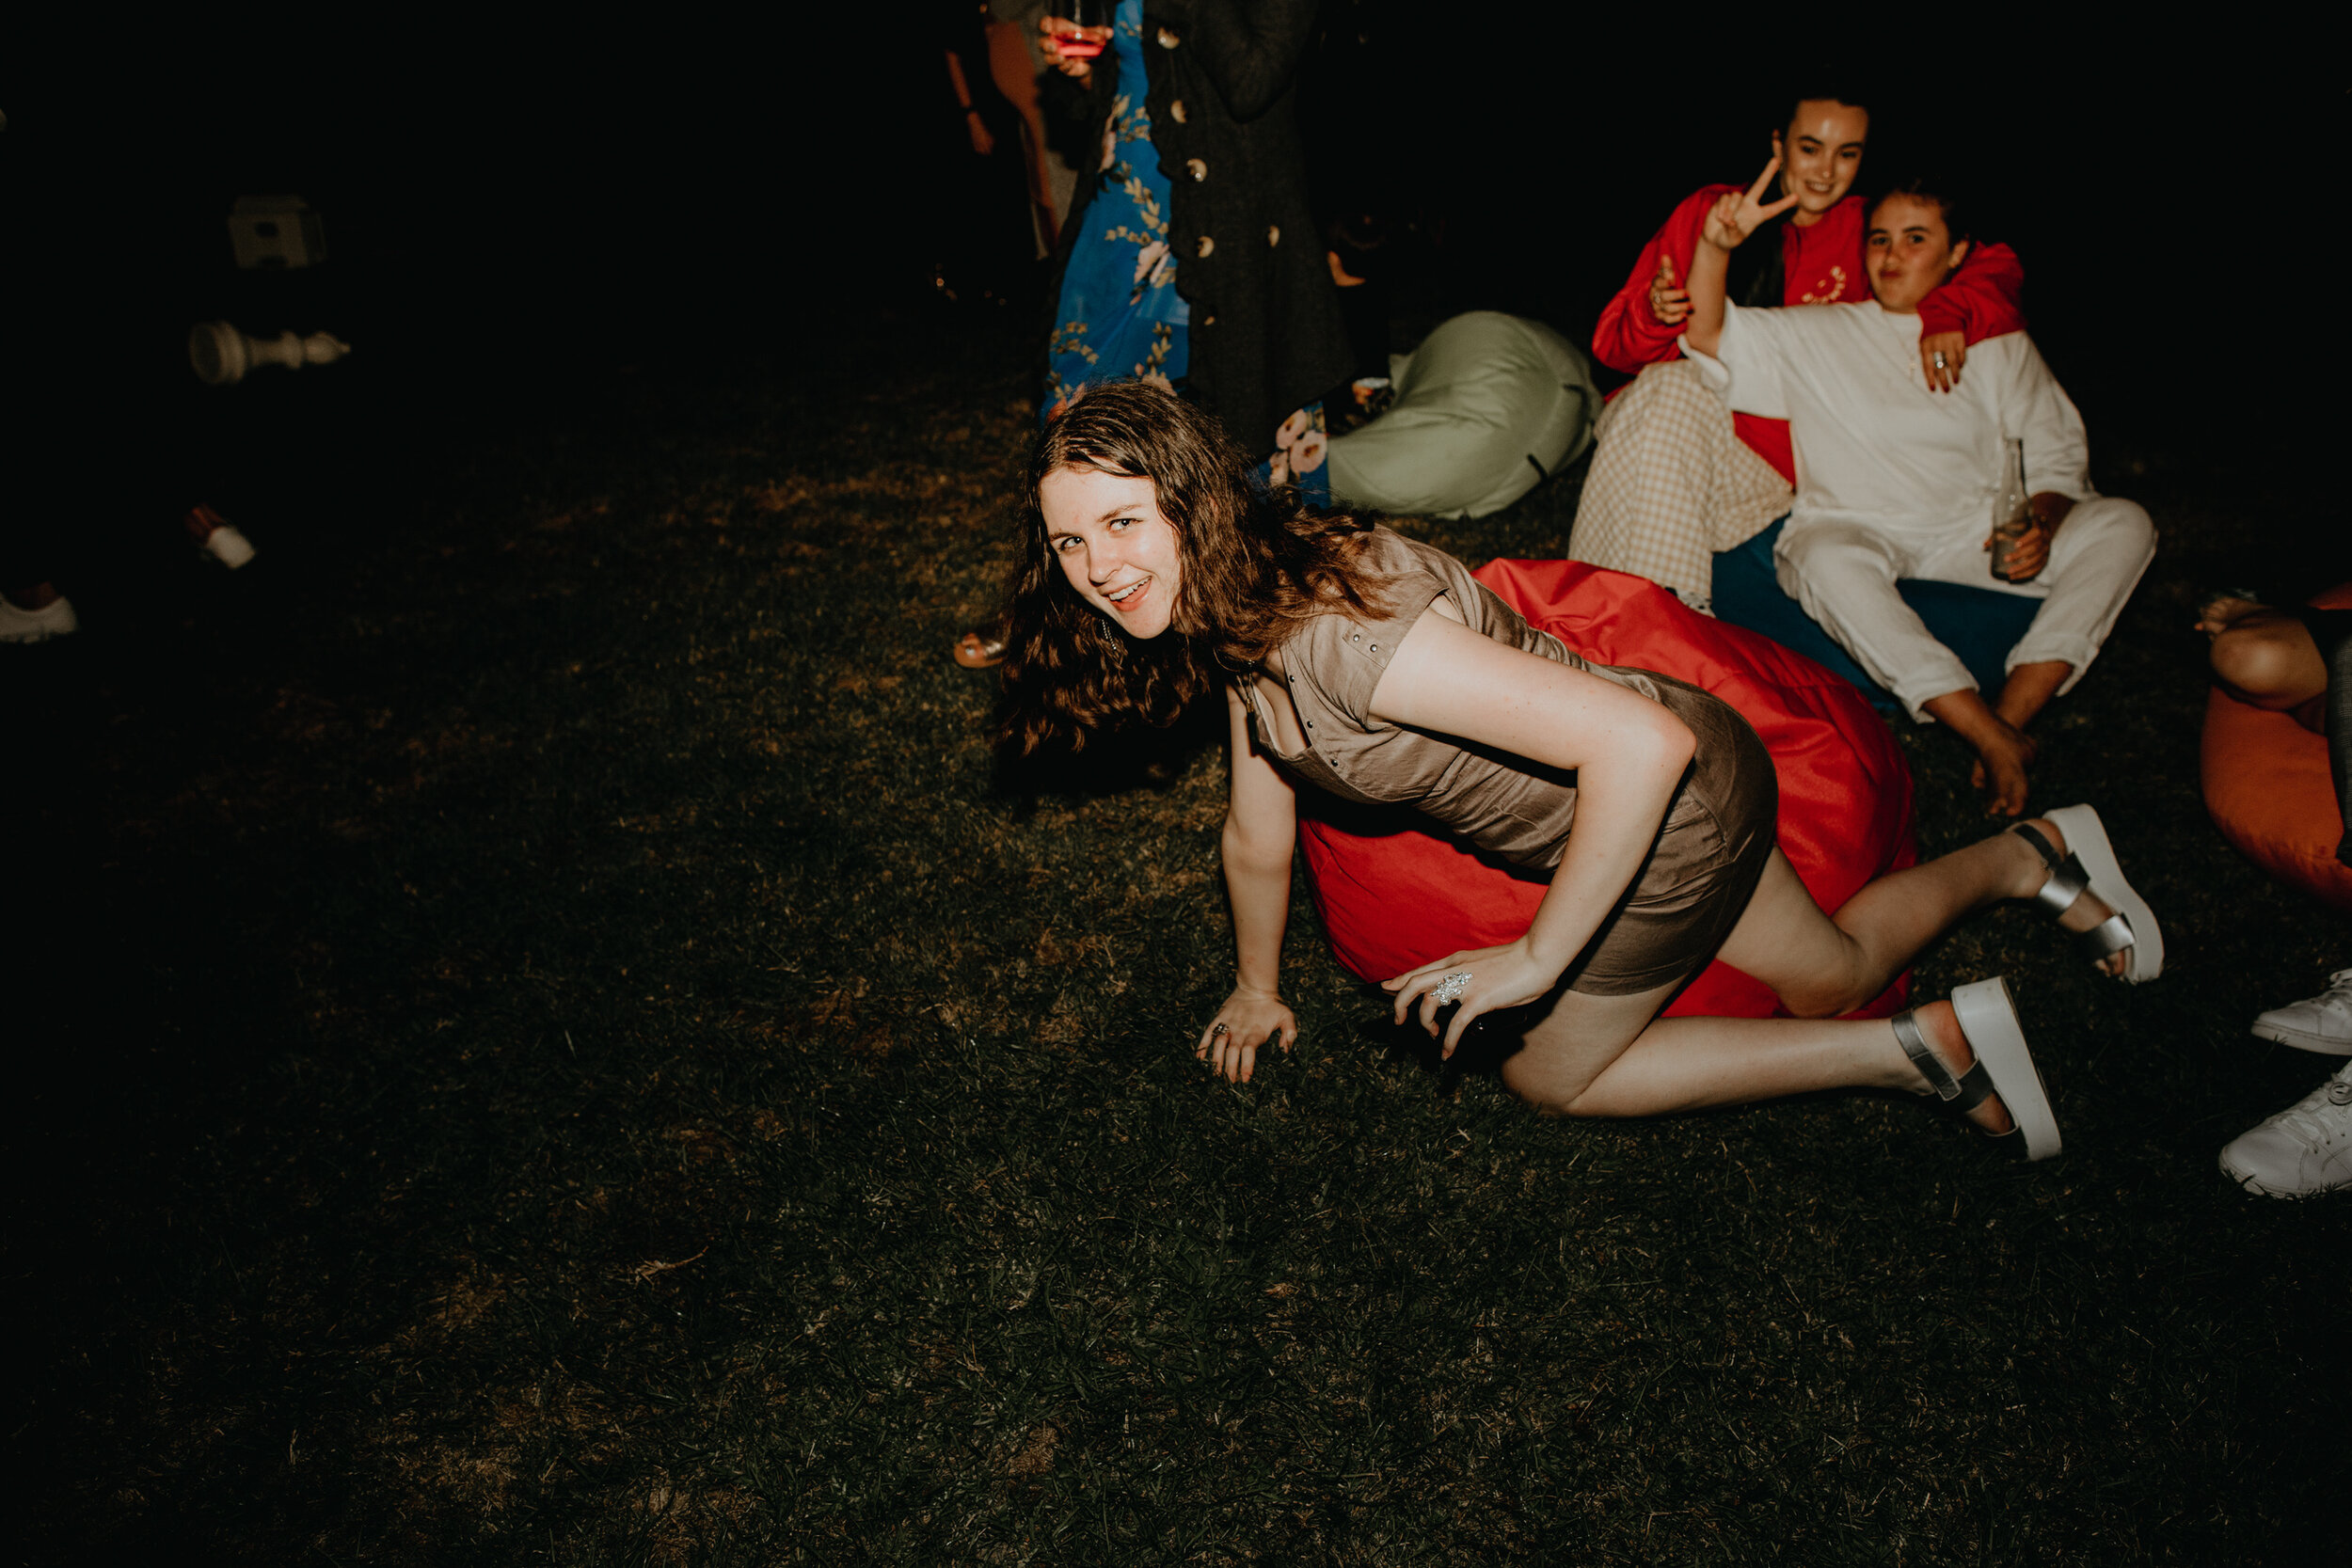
left=186, top=503, right=257, bottom=568
left=2218, top=1062, right=2352, bottom=1198
left=2251, top=969, right=2352, bottom=1055
left=954, top=628, right=1008, bottom=670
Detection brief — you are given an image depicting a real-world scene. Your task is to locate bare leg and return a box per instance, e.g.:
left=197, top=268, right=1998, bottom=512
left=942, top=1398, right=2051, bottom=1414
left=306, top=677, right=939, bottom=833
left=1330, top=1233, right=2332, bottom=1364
left=1502, top=981, right=1916, bottom=1116
left=1716, top=830, right=2127, bottom=1017
left=1495, top=820, right=2123, bottom=1119
left=2201, top=596, right=2327, bottom=732
left=1993, top=658, right=2073, bottom=731
left=1922, top=686, right=2048, bottom=817
left=1492, top=800, right=2146, bottom=1121
left=1510, top=990, right=2010, bottom=1135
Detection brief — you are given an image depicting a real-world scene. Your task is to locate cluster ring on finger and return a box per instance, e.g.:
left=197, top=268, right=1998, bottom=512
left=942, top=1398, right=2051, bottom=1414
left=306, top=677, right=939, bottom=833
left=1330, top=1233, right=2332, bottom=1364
left=1211, top=1022, right=1230, bottom=1037
left=1931, top=351, right=1948, bottom=369
left=1432, top=971, right=1472, bottom=1006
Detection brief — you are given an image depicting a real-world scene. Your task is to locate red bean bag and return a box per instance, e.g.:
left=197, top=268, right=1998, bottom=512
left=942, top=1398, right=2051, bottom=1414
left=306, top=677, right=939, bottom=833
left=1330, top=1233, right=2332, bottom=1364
left=2200, top=584, right=2352, bottom=911
left=1295, top=560, right=1917, bottom=1019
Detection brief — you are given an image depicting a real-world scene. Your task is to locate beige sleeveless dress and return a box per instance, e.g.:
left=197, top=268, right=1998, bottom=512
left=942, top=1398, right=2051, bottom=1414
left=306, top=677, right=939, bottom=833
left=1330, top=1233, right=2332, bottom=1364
left=1237, top=528, right=1779, bottom=995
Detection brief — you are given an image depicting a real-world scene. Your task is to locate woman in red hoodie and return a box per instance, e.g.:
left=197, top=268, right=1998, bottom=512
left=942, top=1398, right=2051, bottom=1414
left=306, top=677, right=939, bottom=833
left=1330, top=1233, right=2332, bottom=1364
left=1566, top=90, right=2026, bottom=612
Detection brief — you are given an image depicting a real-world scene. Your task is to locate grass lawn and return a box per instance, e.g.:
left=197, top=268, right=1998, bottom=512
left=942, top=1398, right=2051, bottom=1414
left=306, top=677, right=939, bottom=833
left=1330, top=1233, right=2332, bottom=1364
left=8, top=308, right=2346, bottom=1565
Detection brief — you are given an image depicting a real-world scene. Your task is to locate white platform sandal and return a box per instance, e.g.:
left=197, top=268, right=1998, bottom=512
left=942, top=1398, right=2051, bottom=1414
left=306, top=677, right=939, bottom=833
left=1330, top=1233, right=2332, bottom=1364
left=2011, top=803, right=2164, bottom=985
left=1892, top=976, right=2062, bottom=1162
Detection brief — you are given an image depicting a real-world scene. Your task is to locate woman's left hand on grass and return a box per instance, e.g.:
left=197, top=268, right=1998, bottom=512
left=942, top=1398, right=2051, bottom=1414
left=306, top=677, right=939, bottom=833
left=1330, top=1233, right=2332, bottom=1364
left=1385, top=942, right=1560, bottom=1059
left=1198, top=987, right=1296, bottom=1084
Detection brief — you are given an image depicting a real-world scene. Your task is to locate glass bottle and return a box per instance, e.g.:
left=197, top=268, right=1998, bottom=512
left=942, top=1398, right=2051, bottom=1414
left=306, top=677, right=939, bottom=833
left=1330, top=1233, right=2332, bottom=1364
left=1989, top=437, right=2033, bottom=583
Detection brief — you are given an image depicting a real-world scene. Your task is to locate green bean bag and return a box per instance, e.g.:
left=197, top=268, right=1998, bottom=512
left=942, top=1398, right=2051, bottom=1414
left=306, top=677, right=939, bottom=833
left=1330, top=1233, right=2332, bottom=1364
left=1326, top=311, right=1597, bottom=520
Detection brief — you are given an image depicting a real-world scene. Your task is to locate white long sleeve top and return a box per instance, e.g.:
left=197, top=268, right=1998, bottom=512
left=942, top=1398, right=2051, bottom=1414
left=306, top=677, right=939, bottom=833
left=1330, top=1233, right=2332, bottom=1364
left=1682, top=301, right=2094, bottom=543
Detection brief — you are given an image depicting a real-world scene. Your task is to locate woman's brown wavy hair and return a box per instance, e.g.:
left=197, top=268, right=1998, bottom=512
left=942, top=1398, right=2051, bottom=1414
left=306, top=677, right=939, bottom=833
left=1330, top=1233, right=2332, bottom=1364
left=998, top=381, right=1396, bottom=755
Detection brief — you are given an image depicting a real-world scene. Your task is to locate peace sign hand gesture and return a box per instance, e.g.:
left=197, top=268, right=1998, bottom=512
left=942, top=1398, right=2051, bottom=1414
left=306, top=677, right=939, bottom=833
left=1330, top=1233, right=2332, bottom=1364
left=1700, top=156, right=1801, bottom=252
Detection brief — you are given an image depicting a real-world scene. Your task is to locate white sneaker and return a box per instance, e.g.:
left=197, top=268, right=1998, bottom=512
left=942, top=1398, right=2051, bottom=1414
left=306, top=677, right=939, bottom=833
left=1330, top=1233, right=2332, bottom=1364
left=185, top=503, right=257, bottom=569
left=2251, top=970, right=2352, bottom=1054
left=2218, top=1062, right=2352, bottom=1198
left=0, top=593, right=78, bottom=642
left=203, top=523, right=257, bottom=568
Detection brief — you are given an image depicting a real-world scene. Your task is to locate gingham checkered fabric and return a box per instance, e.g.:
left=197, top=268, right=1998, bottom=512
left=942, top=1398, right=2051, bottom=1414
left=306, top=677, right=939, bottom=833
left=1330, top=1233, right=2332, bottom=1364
left=1565, top=360, right=1792, bottom=611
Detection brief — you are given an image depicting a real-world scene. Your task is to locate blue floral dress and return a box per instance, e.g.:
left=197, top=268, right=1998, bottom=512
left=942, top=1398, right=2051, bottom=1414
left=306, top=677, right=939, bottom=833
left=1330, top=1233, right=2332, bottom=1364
left=1041, top=0, right=1327, bottom=503
left=1041, top=0, right=1184, bottom=420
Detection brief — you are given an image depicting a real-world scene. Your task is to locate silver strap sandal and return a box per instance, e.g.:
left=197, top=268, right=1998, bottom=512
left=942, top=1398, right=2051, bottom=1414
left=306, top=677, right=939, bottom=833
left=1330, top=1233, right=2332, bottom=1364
left=1894, top=978, right=2063, bottom=1162
left=2011, top=821, right=2138, bottom=969
left=2009, top=802, right=2165, bottom=983
left=1893, top=1008, right=1999, bottom=1114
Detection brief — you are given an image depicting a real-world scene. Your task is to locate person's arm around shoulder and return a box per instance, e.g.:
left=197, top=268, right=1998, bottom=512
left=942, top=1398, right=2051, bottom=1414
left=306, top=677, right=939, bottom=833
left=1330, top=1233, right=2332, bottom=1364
left=1591, top=187, right=1728, bottom=374
left=1368, top=610, right=1696, bottom=1058
left=1916, top=240, right=2026, bottom=392
left=1200, top=683, right=1301, bottom=1082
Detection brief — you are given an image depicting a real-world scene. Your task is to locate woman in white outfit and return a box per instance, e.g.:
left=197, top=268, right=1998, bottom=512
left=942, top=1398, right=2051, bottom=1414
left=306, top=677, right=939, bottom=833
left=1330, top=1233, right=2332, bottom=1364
left=1681, top=165, right=2156, bottom=816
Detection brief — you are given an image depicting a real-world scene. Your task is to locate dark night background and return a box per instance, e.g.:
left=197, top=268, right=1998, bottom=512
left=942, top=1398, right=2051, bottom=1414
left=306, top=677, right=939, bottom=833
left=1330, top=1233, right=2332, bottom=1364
left=5, top=15, right=2347, bottom=1563
left=12, top=25, right=2339, bottom=461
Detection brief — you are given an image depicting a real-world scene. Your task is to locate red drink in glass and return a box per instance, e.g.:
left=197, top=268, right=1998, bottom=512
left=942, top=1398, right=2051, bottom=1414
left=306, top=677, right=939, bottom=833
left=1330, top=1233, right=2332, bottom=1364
left=1055, top=1, right=1111, bottom=59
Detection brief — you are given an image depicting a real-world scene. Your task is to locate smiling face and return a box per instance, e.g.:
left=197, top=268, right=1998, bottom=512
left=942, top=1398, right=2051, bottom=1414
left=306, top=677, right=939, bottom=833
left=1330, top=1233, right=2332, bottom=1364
left=1040, top=465, right=1184, bottom=640
left=1772, top=99, right=1869, bottom=224
left=1866, top=193, right=1972, bottom=313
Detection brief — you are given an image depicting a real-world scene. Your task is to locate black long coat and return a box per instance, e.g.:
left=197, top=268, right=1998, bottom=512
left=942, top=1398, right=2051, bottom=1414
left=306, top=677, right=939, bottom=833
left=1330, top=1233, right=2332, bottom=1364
left=1043, top=0, right=1354, bottom=452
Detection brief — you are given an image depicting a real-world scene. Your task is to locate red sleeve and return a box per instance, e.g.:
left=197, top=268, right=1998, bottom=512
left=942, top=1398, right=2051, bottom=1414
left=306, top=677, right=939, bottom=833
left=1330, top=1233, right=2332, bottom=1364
left=1915, top=240, right=2026, bottom=344
left=1591, top=186, right=1735, bottom=375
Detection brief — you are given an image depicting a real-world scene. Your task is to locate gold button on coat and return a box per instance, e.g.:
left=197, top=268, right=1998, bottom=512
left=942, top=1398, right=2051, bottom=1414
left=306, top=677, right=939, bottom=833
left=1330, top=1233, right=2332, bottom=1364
left=1196, top=236, right=1215, bottom=258
left=1168, top=99, right=1186, bottom=123
left=1156, top=26, right=1180, bottom=47
left=1185, top=158, right=1206, bottom=182
left=1267, top=225, right=1280, bottom=246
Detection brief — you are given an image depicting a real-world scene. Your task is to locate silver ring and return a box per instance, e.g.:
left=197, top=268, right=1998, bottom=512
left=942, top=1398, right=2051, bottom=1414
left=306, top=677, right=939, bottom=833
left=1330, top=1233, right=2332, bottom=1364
left=1432, top=971, right=1472, bottom=1006
left=1931, top=351, right=1948, bottom=369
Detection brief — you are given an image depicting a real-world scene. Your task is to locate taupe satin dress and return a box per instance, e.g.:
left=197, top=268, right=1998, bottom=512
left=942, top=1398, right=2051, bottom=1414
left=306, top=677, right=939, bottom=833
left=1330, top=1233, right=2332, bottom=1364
left=1237, top=528, right=1778, bottom=995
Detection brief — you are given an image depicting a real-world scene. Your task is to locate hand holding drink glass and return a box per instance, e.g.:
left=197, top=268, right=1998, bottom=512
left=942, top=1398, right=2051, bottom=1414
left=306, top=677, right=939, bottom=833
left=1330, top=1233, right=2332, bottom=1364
left=1987, top=437, right=2058, bottom=583
left=1040, top=0, right=1112, bottom=77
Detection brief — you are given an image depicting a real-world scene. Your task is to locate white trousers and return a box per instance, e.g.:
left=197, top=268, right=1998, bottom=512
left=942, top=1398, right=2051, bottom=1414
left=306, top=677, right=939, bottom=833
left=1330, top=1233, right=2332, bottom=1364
left=1773, top=497, right=2157, bottom=721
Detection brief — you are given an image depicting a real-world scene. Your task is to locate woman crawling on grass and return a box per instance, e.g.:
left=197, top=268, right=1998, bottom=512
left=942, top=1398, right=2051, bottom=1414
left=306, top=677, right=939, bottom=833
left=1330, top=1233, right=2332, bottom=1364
left=998, top=381, right=2163, bottom=1159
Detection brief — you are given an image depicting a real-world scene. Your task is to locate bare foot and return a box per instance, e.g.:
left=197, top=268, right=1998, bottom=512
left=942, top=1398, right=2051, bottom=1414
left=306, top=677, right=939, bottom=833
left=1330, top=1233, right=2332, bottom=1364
left=1966, top=721, right=2039, bottom=816
left=2193, top=592, right=2269, bottom=638
left=2003, top=817, right=2130, bottom=978
left=1905, top=1000, right=2014, bottom=1136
